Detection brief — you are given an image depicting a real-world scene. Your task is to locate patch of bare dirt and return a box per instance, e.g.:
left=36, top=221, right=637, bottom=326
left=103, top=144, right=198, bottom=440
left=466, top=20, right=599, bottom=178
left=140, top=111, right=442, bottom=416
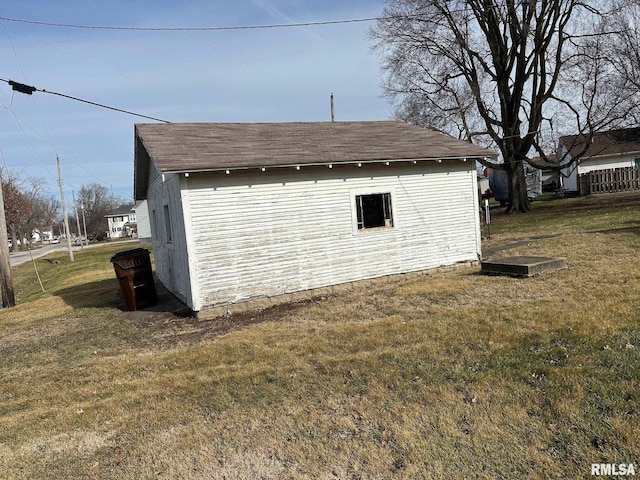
left=124, top=295, right=335, bottom=348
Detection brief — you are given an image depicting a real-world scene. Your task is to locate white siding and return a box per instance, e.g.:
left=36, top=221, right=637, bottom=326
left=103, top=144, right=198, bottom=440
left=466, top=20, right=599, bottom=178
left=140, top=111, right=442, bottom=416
left=578, top=154, right=636, bottom=173
left=564, top=152, right=639, bottom=192
left=184, top=161, right=480, bottom=311
left=146, top=167, right=194, bottom=306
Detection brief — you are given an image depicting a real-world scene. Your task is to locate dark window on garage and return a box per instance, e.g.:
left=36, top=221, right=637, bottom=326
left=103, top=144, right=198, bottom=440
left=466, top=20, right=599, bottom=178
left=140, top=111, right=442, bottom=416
left=163, top=204, right=173, bottom=244
left=356, top=193, right=393, bottom=230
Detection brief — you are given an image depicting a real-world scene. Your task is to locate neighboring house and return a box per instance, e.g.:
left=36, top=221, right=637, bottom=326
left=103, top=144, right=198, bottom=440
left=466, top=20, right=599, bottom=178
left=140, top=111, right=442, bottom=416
left=105, top=204, right=137, bottom=239
left=32, top=230, right=53, bottom=242
left=530, top=155, right=562, bottom=193
left=134, top=121, right=497, bottom=317
left=134, top=200, right=152, bottom=242
left=559, top=127, right=640, bottom=193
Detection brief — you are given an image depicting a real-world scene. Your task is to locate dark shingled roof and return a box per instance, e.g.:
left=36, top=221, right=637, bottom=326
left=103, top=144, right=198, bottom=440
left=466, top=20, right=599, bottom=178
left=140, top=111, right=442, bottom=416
left=105, top=204, right=134, bottom=217
left=134, top=121, right=497, bottom=200
left=560, top=127, right=640, bottom=159
left=135, top=121, right=496, bottom=172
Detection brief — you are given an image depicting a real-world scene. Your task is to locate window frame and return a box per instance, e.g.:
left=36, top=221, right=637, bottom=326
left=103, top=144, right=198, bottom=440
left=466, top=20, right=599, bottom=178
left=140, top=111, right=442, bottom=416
left=351, top=188, right=396, bottom=234
left=163, top=204, right=173, bottom=244
left=150, top=209, right=158, bottom=243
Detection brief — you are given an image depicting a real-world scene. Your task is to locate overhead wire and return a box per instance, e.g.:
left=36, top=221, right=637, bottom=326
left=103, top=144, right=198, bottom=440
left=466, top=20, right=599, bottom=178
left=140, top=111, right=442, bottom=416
left=0, top=15, right=386, bottom=32
left=39, top=89, right=170, bottom=123
left=0, top=10, right=622, bottom=38
left=0, top=9, right=553, bottom=33
left=0, top=76, right=170, bottom=123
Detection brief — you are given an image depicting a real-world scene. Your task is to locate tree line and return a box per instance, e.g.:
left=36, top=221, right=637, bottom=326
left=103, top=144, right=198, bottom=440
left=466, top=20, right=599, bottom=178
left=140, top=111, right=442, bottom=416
left=2, top=171, right=126, bottom=250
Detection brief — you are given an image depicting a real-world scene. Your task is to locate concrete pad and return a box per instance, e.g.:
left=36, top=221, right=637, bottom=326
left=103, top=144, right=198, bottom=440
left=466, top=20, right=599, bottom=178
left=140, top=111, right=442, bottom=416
left=481, top=256, right=567, bottom=277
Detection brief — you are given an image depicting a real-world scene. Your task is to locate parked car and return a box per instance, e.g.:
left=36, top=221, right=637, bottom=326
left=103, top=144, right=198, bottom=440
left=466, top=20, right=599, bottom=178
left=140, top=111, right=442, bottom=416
left=51, top=238, right=60, bottom=244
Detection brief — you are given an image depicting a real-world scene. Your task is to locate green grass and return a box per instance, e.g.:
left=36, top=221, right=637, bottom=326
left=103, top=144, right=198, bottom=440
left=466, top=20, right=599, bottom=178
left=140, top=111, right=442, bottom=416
left=1, top=194, right=639, bottom=479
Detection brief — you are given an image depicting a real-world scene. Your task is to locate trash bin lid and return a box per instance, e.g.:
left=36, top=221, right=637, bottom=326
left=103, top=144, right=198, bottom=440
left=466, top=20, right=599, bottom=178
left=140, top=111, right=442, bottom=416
left=110, top=248, right=150, bottom=263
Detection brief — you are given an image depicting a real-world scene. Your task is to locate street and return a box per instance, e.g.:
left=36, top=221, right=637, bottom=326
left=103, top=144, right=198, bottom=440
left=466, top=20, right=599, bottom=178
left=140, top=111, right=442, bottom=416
left=9, top=240, right=139, bottom=267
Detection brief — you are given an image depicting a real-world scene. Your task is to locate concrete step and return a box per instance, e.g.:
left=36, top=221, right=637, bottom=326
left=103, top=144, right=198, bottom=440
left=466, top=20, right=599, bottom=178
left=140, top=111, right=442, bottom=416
left=481, top=256, right=567, bottom=277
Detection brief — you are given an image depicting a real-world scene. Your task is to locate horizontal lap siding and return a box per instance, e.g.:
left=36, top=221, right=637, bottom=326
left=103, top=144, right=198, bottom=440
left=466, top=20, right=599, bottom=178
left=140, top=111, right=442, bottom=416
left=185, top=163, right=479, bottom=310
left=579, top=156, right=635, bottom=173
left=147, top=170, right=193, bottom=306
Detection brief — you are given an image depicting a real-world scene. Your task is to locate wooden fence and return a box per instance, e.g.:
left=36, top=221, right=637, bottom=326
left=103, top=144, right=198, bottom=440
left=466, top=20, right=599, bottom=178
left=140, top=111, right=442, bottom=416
left=579, top=166, right=640, bottom=196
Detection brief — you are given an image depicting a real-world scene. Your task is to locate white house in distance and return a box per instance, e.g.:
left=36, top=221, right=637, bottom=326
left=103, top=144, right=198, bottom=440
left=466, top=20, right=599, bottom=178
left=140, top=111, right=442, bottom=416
left=105, top=204, right=136, bottom=239
left=134, top=121, right=497, bottom=318
left=559, top=127, right=640, bottom=193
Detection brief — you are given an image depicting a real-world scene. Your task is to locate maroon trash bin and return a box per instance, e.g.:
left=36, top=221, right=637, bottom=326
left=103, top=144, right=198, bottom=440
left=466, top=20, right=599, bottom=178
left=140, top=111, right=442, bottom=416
left=110, top=248, right=158, bottom=310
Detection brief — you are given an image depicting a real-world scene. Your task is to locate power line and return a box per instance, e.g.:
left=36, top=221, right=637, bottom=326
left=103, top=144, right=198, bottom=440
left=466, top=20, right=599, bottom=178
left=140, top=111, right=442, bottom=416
left=0, top=12, right=619, bottom=39
left=0, top=15, right=385, bottom=32
left=41, top=89, right=169, bottom=123
left=0, top=77, right=169, bottom=123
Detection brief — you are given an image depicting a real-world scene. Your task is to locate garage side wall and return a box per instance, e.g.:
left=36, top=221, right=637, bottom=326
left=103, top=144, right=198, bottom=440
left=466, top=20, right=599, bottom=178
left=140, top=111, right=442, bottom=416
left=185, top=162, right=480, bottom=311
left=146, top=167, right=194, bottom=307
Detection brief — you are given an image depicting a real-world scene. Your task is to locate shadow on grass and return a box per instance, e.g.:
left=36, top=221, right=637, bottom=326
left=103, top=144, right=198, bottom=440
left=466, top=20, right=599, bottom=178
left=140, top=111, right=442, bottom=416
left=591, top=220, right=640, bottom=236
left=593, top=226, right=640, bottom=235
left=54, top=277, right=191, bottom=316
left=53, top=278, right=121, bottom=309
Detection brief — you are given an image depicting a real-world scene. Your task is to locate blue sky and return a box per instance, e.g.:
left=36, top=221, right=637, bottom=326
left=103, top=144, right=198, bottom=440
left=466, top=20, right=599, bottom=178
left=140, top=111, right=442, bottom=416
left=0, top=0, right=390, bottom=202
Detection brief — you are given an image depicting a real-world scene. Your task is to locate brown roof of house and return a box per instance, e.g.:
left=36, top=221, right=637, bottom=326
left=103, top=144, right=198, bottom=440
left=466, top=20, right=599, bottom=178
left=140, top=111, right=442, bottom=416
left=134, top=121, right=497, bottom=200
left=560, top=127, right=640, bottom=159
left=135, top=121, right=496, bottom=172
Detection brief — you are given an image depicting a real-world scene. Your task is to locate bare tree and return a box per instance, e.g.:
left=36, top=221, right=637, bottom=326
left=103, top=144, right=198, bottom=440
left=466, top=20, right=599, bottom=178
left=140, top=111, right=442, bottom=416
left=21, top=178, right=59, bottom=245
left=2, top=171, right=31, bottom=249
left=76, top=183, right=123, bottom=239
left=609, top=0, right=640, bottom=110
left=371, top=0, right=639, bottom=212
left=29, top=195, right=60, bottom=242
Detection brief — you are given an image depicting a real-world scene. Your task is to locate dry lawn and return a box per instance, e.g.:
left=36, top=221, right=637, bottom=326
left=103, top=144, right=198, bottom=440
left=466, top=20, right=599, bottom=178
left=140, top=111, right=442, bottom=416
left=1, top=193, right=639, bottom=479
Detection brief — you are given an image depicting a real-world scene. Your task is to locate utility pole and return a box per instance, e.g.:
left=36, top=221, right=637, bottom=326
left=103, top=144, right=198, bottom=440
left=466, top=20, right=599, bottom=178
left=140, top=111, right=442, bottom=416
left=57, top=156, right=74, bottom=263
left=330, top=93, right=335, bottom=122
left=72, top=191, right=83, bottom=250
left=0, top=175, right=15, bottom=307
left=81, top=202, right=88, bottom=247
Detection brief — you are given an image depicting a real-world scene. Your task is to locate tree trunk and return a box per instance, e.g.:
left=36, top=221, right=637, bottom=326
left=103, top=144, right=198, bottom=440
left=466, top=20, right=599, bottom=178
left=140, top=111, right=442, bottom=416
left=9, top=227, right=16, bottom=252
left=505, top=160, right=531, bottom=213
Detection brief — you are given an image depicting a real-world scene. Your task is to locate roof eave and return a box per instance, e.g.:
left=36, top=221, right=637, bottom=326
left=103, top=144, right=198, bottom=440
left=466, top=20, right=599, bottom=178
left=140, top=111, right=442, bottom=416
left=157, top=155, right=497, bottom=175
